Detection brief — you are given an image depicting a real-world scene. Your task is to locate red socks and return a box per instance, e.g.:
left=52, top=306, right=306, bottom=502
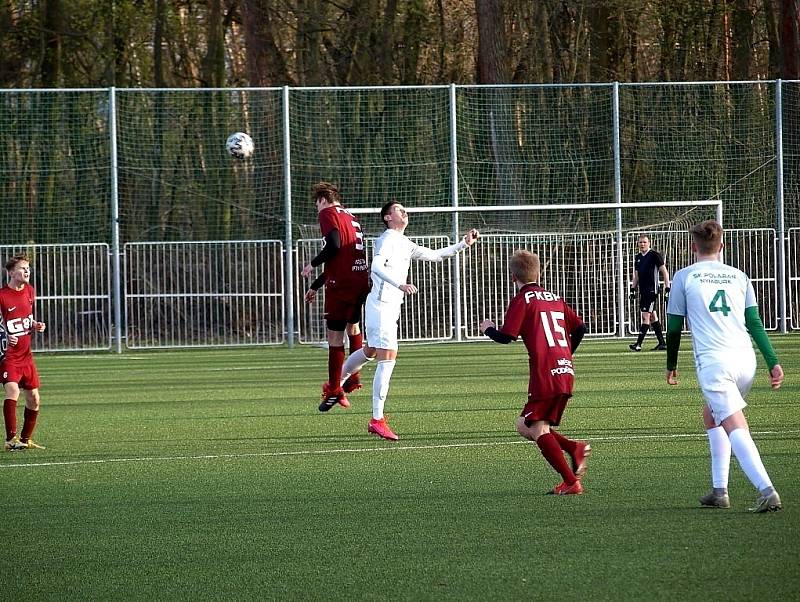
left=348, top=332, right=363, bottom=355
left=536, top=432, right=577, bottom=485
left=21, top=407, right=38, bottom=442
left=3, top=398, right=16, bottom=440
left=549, top=429, right=577, bottom=456
left=328, top=345, right=345, bottom=390
left=3, top=400, right=40, bottom=443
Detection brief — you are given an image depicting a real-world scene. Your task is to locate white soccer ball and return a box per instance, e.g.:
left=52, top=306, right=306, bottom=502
left=226, top=132, right=254, bottom=159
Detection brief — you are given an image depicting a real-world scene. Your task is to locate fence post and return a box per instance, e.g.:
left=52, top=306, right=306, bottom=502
left=109, top=87, right=123, bottom=353
left=775, top=79, right=788, bottom=334
left=450, top=84, right=463, bottom=342
left=613, top=82, right=625, bottom=338
left=283, top=85, right=295, bottom=348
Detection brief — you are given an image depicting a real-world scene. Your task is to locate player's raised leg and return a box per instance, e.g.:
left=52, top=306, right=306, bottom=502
left=342, top=323, right=364, bottom=393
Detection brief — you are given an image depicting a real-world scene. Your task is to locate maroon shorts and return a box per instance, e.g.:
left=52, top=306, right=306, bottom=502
left=1, top=360, right=41, bottom=390
left=520, top=393, right=572, bottom=427
left=324, top=288, right=368, bottom=325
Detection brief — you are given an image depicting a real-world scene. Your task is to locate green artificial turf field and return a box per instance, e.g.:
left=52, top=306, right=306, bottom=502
left=2, top=338, right=798, bottom=600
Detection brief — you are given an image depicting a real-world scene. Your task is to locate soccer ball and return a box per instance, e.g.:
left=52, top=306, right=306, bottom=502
left=226, top=132, right=254, bottom=159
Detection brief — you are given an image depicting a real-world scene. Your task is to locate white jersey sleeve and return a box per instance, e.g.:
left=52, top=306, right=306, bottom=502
left=410, top=240, right=467, bottom=262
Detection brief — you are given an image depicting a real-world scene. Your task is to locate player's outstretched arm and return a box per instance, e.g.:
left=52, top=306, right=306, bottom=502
left=412, top=229, right=478, bottom=263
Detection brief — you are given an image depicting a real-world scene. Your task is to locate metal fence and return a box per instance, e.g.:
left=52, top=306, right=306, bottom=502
left=622, top=229, right=779, bottom=332
left=0, top=244, right=111, bottom=352
left=789, top=228, right=800, bottom=329
left=124, top=241, right=284, bottom=348
left=296, top=236, right=456, bottom=344
left=7, top=230, right=794, bottom=352
left=2, top=81, right=799, bottom=350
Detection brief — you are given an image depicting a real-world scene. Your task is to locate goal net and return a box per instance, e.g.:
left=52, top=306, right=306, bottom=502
left=295, top=201, right=723, bottom=344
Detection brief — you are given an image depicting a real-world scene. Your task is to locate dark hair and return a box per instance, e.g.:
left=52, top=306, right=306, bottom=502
left=5, top=253, right=29, bottom=271
left=690, top=220, right=723, bottom=254
left=380, top=200, right=400, bottom=228
left=312, top=181, right=341, bottom=205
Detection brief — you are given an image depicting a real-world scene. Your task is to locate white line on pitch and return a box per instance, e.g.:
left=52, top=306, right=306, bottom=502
left=1, top=429, right=798, bottom=469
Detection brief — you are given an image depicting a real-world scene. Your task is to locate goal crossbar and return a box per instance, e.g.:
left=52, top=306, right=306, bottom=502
left=347, top=200, right=723, bottom=215
left=347, top=199, right=722, bottom=341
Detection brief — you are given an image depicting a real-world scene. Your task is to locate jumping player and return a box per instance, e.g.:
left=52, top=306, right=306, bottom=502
left=629, top=234, right=670, bottom=351
left=304, top=272, right=364, bottom=393
left=301, top=182, right=371, bottom=411
left=2, top=254, right=47, bottom=451
left=480, top=250, right=590, bottom=495
left=666, top=220, right=783, bottom=512
left=337, top=200, right=479, bottom=441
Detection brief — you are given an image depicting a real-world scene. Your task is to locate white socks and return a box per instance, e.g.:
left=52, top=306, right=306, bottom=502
left=729, top=428, right=773, bottom=492
left=340, top=348, right=374, bottom=386
left=706, top=426, right=731, bottom=489
left=338, top=350, right=395, bottom=421
left=372, top=360, right=396, bottom=420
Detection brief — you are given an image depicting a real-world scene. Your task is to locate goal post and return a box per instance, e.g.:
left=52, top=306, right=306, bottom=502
left=339, top=199, right=724, bottom=342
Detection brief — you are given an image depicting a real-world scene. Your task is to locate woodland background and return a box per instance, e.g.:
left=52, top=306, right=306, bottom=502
left=1, top=0, right=799, bottom=89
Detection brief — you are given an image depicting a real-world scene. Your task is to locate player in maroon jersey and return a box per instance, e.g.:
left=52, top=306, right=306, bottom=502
left=304, top=273, right=364, bottom=385
left=1, top=254, right=47, bottom=451
left=480, top=250, right=590, bottom=495
left=301, top=182, right=371, bottom=411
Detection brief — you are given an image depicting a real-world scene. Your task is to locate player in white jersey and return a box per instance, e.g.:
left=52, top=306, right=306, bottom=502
left=665, top=220, right=784, bottom=513
left=339, top=200, right=479, bottom=440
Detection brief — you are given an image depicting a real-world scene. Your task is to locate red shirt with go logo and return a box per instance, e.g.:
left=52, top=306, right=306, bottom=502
left=0, top=283, right=36, bottom=365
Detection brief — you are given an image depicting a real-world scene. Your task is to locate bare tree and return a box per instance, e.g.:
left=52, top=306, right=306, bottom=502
left=779, top=0, right=800, bottom=78
left=201, top=0, right=226, bottom=87
left=732, top=0, right=755, bottom=79
left=243, top=0, right=291, bottom=85
left=475, top=0, right=507, bottom=83
left=41, top=0, right=64, bottom=86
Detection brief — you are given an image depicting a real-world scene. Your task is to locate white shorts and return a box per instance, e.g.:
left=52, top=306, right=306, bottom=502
left=697, top=353, right=755, bottom=425
left=364, top=294, right=402, bottom=351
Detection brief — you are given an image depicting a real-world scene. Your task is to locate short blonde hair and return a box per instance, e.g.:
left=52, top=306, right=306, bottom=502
left=690, top=220, right=723, bottom=255
left=509, top=250, right=540, bottom=282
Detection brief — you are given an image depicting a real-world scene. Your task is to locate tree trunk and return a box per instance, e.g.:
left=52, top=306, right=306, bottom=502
left=243, top=0, right=290, bottom=86
left=764, top=0, right=781, bottom=78
left=154, top=0, right=165, bottom=87
left=589, top=1, right=611, bottom=81
left=400, top=0, right=426, bottom=84
left=201, top=0, right=226, bottom=87
left=296, top=0, right=327, bottom=85
left=380, top=0, right=398, bottom=82
left=41, top=0, right=63, bottom=86
left=475, top=0, right=507, bottom=83
left=779, top=0, right=800, bottom=78
left=732, top=0, right=754, bottom=79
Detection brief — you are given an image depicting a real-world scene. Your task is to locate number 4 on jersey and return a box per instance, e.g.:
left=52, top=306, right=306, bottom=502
left=709, top=289, right=731, bottom=316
